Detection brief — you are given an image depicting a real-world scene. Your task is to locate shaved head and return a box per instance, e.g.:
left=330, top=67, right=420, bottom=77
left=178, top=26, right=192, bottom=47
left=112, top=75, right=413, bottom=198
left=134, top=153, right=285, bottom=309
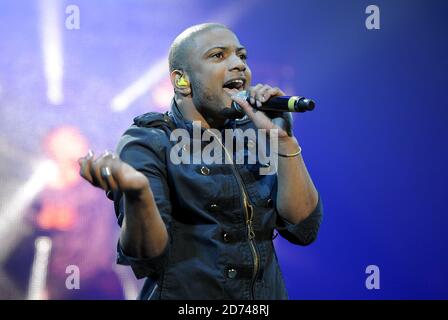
left=168, top=23, right=251, bottom=127
left=168, top=23, right=229, bottom=73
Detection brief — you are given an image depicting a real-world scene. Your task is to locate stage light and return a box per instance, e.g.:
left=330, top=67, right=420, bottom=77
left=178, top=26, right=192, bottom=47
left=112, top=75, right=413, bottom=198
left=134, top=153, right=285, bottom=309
left=39, top=0, right=64, bottom=105
left=0, top=160, right=58, bottom=241
left=27, top=236, right=53, bottom=300
left=36, top=202, right=76, bottom=231
left=43, top=126, right=88, bottom=189
left=151, top=77, right=173, bottom=112
left=111, top=58, right=168, bottom=112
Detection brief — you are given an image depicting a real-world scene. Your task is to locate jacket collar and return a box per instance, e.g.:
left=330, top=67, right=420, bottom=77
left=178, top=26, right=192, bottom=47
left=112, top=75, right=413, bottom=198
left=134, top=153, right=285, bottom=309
left=169, top=98, right=250, bottom=133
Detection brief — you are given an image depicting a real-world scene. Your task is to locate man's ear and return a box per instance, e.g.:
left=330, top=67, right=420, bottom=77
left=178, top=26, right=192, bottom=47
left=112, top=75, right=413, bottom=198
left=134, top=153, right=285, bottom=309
left=170, top=70, right=191, bottom=96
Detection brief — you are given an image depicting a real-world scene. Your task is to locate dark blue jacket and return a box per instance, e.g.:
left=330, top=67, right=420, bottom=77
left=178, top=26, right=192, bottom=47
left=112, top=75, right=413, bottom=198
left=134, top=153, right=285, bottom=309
left=110, top=100, right=323, bottom=300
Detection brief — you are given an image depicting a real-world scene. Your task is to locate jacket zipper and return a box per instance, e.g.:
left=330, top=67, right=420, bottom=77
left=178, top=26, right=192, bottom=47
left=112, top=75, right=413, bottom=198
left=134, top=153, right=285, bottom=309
left=207, top=130, right=260, bottom=299
left=147, top=283, right=158, bottom=300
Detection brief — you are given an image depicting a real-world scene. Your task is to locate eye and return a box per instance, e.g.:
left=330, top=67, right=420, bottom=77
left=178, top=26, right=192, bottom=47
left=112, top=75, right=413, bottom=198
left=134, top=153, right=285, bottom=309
left=239, top=53, right=248, bottom=60
left=211, top=52, right=224, bottom=59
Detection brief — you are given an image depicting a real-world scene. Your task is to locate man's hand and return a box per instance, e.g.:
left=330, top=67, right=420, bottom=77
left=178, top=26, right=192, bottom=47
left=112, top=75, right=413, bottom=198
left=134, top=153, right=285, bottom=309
left=79, top=150, right=169, bottom=259
left=231, top=83, right=293, bottom=138
left=78, top=150, right=149, bottom=198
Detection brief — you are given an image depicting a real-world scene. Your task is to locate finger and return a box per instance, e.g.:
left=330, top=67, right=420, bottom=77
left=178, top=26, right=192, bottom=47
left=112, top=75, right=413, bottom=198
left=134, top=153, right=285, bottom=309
left=232, top=95, right=274, bottom=129
left=254, top=85, right=272, bottom=107
left=264, top=87, right=285, bottom=101
left=232, top=95, right=256, bottom=117
left=101, top=152, right=121, bottom=192
left=78, top=150, right=95, bottom=184
left=90, top=150, right=116, bottom=190
left=257, top=85, right=284, bottom=108
left=100, top=165, right=119, bottom=192
left=248, top=84, right=263, bottom=105
left=232, top=95, right=289, bottom=136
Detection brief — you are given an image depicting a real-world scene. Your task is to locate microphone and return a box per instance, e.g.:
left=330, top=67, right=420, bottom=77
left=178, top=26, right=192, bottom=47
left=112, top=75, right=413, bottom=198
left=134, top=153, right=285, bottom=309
left=223, top=90, right=315, bottom=119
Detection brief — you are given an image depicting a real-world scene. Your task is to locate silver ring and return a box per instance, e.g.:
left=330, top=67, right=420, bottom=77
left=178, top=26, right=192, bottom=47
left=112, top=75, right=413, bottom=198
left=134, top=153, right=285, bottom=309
left=100, top=166, right=111, bottom=178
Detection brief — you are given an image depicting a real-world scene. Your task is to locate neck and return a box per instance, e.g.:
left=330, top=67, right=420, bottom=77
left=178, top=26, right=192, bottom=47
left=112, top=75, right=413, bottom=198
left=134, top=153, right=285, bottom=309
left=174, top=96, right=227, bottom=129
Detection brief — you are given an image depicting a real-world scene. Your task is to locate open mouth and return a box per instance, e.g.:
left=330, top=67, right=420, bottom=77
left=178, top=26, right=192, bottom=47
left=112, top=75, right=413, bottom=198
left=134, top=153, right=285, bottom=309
left=222, top=78, right=246, bottom=96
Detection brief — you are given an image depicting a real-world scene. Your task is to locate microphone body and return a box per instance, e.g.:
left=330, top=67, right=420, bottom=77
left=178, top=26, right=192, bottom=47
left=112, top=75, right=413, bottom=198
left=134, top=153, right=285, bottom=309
left=229, top=90, right=315, bottom=117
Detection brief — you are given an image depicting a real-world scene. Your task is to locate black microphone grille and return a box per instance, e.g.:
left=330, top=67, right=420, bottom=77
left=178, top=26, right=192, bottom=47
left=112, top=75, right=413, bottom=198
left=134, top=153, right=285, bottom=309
left=299, top=98, right=315, bottom=112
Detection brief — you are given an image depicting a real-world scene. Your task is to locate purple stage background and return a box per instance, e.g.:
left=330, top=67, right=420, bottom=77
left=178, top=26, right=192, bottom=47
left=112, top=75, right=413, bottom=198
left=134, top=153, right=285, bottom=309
left=0, top=0, right=447, bottom=299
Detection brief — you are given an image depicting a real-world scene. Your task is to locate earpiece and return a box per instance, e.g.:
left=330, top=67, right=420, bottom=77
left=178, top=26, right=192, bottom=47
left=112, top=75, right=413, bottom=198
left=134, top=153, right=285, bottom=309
left=177, top=76, right=189, bottom=87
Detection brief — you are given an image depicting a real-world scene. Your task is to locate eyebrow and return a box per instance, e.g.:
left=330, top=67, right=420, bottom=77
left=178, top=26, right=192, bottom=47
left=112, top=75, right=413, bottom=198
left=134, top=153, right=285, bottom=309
left=202, top=46, right=247, bottom=57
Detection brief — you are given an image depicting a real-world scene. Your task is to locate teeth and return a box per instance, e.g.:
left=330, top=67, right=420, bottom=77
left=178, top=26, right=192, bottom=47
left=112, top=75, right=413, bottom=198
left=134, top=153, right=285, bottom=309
left=227, top=79, right=243, bottom=84
left=223, top=79, right=245, bottom=91
left=224, top=79, right=244, bottom=87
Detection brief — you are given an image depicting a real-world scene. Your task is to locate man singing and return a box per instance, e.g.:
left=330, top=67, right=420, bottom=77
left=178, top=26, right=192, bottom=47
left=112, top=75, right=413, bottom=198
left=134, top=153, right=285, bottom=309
left=78, top=23, right=323, bottom=299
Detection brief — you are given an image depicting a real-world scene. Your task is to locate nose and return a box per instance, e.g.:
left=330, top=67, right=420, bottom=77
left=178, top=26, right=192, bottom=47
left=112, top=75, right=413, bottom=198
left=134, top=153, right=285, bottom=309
left=228, top=53, right=246, bottom=72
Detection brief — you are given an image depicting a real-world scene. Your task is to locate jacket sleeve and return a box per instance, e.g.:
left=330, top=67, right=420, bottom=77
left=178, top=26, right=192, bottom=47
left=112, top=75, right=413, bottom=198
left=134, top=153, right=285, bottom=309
left=275, top=193, right=323, bottom=246
left=109, top=125, right=172, bottom=279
